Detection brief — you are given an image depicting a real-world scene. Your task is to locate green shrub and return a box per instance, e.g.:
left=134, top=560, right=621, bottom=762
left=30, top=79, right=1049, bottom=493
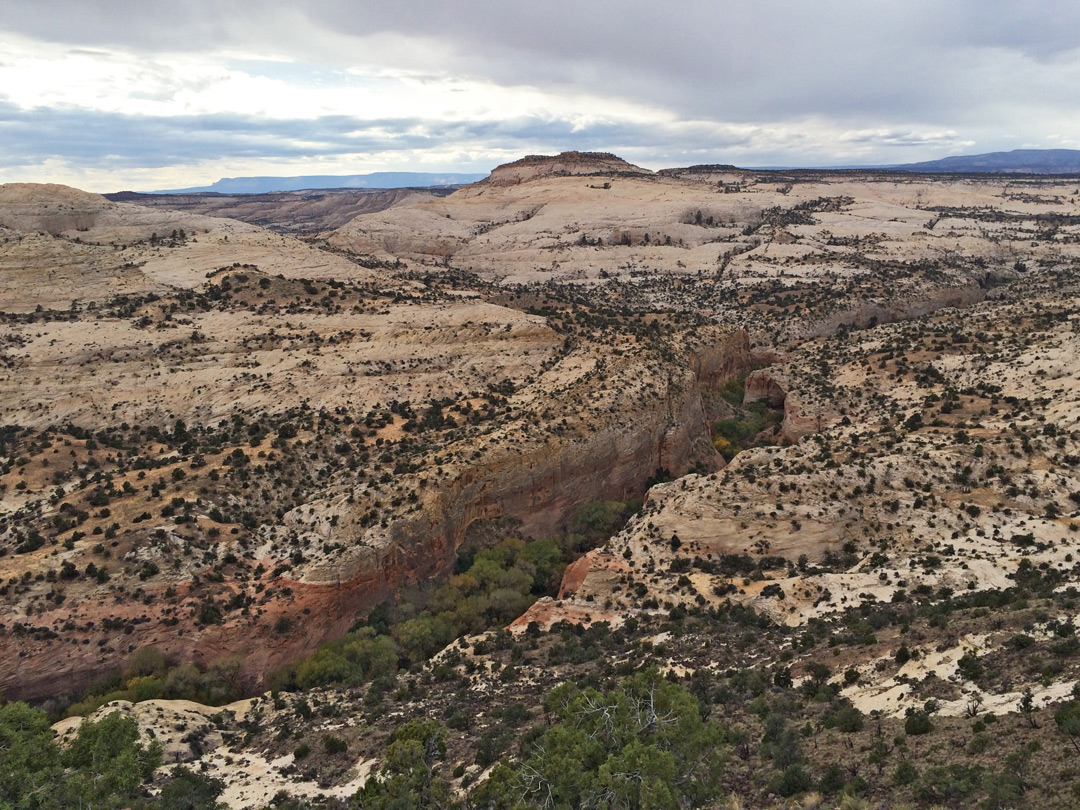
left=323, top=735, right=347, bottom=754
left=771, top=763, right=812, bottom=798
left=956, top=652, right=984, bottom=681
left=157, top=765, right=226, bottom=810
left=830, top=705, right=865, bottom=733
left=893, top=759, right=918, bottom=786
left=915, top=763, right=984, bottom=805
left=818, top=762, right=846, bottom=795
left=905, top=709, right=933, bottom=736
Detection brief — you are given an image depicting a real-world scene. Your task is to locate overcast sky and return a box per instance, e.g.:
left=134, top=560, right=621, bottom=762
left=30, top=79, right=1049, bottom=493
left=2, top=0, right=1079, bottom=190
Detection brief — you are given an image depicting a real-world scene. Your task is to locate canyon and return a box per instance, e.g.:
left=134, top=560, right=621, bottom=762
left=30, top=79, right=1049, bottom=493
left=5, top=152, right=1080, bottom=807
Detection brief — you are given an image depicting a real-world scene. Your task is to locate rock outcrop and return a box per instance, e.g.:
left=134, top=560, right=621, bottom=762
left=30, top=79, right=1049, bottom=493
left=743, top=368, right=787, bottom=409
left=743, top=368, right=828, bottom=442
left=0, top=183, right=114, bottom=233
left=482, top=152, right=651, bottom=186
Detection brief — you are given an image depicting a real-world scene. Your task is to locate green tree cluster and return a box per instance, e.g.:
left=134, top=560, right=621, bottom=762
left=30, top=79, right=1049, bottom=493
left=64, top=650, right=244, bottom=718
left=563, top=499, right=643, bottom=554
left=407, top=537, right=563, bottom=648
left=356, top=718, right=456, bottom=810
left=475, top=666, right=726, bottom=809
left=277, top=536, right=571, bottom=689
left=712, top=401, right=782, bottom=461
left=385, top=536, right=564, bottom=664
left=359, top=669, right=726, bottom=810
left=156, top=766, right=226, bottom=810
left=294, top=627, right=399, bottom=690
left=0, top=702, right=163, bottom=810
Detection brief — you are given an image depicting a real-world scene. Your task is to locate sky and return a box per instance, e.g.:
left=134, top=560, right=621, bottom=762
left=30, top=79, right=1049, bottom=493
left=1, top=0, right=1079, bottom=191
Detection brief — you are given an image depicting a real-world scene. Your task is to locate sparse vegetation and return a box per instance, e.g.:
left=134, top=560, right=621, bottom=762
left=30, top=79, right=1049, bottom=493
left=6, top=165, right=1080, bottom=808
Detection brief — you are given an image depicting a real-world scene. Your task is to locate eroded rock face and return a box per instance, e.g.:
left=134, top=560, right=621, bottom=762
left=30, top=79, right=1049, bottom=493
left=743, top=368, right=787, bottom=409
left=0, top=321, right=751, bottom=700
left=0, top=183, right=114, bottom=233
left=777, top=391, right=828, bottom=443
left=0, top=546, right=428, bottom=703
left=268, top=331, right=747, bottom=688
left=286, top=330, right=745, bottom=676
left=743, top=368, right=829, bottom=443
left=253, top=330, right=752, bottom=677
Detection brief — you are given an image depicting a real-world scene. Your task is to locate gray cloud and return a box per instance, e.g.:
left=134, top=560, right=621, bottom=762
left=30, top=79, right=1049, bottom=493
left=9, top=1, right=1076, bottom=118
left=0, top=102, right=752, bottom=176
left=1, top=1, right=1078, bottom=184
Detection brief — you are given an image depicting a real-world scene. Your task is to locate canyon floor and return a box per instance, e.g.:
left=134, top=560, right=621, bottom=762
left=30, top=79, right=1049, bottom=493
left=4, top=153, right=1080, bottom=808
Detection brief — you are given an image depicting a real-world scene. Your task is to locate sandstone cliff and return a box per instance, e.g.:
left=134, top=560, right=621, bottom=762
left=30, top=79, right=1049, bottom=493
left=262, top=329, right=753, bottom=682
left=271, top=328, right=744, bottom=688
left=0, top=324, right=751, bottom=700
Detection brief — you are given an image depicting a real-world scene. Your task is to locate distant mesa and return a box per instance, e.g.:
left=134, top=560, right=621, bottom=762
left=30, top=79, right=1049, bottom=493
left=152, top=171, right=490, bottom=195
left=890, top=148, right=1080, bottom=174
left=660, top=163, right=740, bottom=175
left=116, top=148, right=1080, bottom=200
left=116, top=148, right=1080, bottom=197
left=151, top=153, right=651, bottom=195
left=483, top=151, right=652, bottom=186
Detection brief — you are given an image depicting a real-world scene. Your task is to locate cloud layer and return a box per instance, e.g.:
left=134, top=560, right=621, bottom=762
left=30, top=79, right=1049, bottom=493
left=2, top=1, right=1079, bottom=189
